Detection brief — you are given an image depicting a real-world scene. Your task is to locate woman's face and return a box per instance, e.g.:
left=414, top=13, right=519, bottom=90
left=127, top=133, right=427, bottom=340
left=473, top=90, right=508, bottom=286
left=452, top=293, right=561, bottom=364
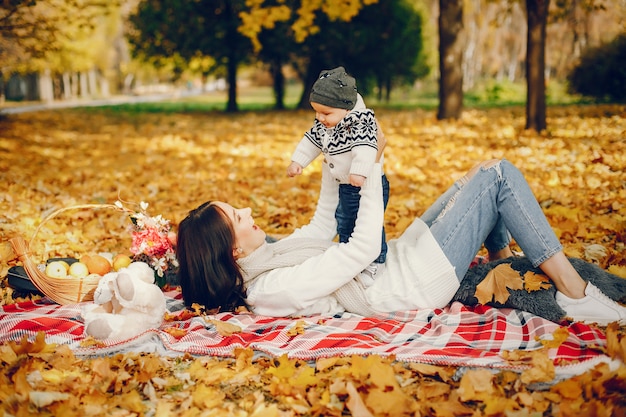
left=212, top=202, right=266, bottom=257
left=311, top=101, right=349, bottom=128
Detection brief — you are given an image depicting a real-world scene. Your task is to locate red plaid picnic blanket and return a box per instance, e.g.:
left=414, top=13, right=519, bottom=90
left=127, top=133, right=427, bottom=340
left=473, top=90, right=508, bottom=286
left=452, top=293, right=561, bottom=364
left=0, top=288, right=610, bottom=373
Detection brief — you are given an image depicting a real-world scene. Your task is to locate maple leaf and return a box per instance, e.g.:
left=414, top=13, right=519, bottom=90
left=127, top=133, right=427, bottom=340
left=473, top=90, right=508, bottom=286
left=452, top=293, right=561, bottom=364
left=551, top=378, right=583, bottom=400
left=362, top=356, right=415, bottom=416
left=407, top=362, right=456, bottom=382
left=79, top=336, right=106, bottom=348
left=523, top=270, right=552, bottom=292
left=415, top=380, right=450, bottom=400
left=234, top=347, right=254, bottom=371
left=520, top=350, right=555, bottom=384
left=163, top=327, right=188, bottom=339
left=29, top=391, right=70, bottom=408
left=286, top=319, right=306, bottom=336
left=291, top=365, right=317, bottom=387
left=457, top=369, right=496, bottom=402
left=206, top=318, right=242, bottom=336
left=605, top=322, right=626, bottom=362
left=475, top=264, right=524, bottom=304
left=192, top=384, right=226, bottom=408
left=345, top=381, right=375, bottom=417
left=267, top=354, right=296, bottom=379
left=316, top=357, right=340, bottom=372
left=537, top=326, right=570, bottom=349
left=0, top=345, right=18, bottom=366
left=607, top=264, right=626, bottom=278
left=164, top=309, right=197, bottom=321
left=9, top=331, right=53, bottom=355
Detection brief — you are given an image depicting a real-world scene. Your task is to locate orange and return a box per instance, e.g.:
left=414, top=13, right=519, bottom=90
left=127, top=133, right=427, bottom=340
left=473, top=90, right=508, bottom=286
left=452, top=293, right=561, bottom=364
left=84, top=254, right=112, bottom=276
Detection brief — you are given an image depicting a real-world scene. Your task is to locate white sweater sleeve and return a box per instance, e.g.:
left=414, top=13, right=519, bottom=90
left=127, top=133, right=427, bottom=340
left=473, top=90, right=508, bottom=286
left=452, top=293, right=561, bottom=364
left=291, top=136, right=320, bottom=169
left=247, top=164, right=384, bottom=315
left=350, top=146, right=377, bottom=178
left=286, top=162, right=339, bottom=241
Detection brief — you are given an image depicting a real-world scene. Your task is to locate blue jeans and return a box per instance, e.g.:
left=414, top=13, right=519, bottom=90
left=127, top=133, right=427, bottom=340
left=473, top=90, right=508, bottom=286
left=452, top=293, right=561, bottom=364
left=336, top=174, right=390, bottom=263
left=421, top=160, right=562, bottom=281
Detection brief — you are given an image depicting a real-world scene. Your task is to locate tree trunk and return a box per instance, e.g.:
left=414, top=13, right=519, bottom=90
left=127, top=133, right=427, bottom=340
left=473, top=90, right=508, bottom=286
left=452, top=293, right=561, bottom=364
left=298, top=64, right=324, bottom=110
left=271, top=61, right=285, bottom=110
left=80, top=72, right=89, bottom=99
left=525, top=0, right=549, bottom=131
left=71, top=73, right=79, bottom=97
left=225, top=57, right=238, bottom=113
left=437, top=0, right=464, bottom=120
left=385, top=77, right=391, bottom=102
left=88, top=69, right=98, bottom=98
left=62, top=73, right=72, bottom=99
left=100, top=76, right=110, bottom=98
left=39, top=70, right=53, bottom=102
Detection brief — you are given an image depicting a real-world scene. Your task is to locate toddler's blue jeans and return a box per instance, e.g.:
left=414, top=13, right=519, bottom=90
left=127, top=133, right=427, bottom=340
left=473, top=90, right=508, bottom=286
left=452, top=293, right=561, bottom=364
left=336, top=174, right=390, bottom=263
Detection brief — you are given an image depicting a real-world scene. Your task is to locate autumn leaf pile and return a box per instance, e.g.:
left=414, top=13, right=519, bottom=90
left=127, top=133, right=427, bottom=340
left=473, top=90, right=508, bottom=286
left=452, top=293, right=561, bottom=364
left=1, top=104, right=626, bottom=416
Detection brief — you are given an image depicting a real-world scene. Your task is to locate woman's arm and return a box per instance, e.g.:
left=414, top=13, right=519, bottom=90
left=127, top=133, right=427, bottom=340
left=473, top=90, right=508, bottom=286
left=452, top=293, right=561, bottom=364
left=286, top=161, right=340, bottom=241
left=287, top=120, right=387, bottom=242
left=248, top=164, right=384, bottom=315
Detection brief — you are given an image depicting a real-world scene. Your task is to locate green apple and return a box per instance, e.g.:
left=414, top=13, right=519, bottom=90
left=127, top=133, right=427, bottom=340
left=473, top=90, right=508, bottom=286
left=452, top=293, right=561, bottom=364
left=68, top=261, right=89, bottom=278
left=45, top=261, right=68, bottom=278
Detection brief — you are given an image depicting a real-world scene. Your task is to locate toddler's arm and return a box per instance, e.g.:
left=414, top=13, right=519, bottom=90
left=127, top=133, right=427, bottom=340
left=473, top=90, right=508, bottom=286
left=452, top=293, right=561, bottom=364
left=287, top=161, right=303, bottom=177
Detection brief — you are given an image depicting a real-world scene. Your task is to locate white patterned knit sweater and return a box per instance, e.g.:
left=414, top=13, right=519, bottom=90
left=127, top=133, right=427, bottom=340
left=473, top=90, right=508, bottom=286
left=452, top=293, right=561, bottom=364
left=290, top=94, right=381, bottom=183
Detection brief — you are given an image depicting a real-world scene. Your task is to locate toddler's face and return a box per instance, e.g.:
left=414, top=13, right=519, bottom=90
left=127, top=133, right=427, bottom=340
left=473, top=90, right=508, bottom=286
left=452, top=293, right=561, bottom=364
left=311, top=102, right=349, bottom=128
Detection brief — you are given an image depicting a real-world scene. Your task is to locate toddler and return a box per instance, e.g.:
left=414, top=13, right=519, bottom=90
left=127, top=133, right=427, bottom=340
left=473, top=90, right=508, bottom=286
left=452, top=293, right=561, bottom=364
left=287, top=66, right=390, bottom=280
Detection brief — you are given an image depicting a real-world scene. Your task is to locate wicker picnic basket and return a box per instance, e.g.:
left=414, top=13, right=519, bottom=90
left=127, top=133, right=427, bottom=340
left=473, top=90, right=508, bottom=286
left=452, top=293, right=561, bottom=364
left=9, top=203, right=127, bottom=305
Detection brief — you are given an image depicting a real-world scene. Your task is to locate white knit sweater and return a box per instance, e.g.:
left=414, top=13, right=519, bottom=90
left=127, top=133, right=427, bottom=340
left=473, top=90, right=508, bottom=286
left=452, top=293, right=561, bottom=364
left=241, top=163, right=460, bottom=317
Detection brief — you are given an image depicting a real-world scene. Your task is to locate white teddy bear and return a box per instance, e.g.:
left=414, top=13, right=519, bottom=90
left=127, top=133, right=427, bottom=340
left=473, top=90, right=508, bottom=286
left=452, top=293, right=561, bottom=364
left=81, top=261, right=167, bottom=340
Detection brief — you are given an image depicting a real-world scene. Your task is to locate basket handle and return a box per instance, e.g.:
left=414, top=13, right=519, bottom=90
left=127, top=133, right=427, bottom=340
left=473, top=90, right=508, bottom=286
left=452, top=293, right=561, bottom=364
left=28, top=203, right=125, bottom=250
left=9, top=236, right=29, bottom=262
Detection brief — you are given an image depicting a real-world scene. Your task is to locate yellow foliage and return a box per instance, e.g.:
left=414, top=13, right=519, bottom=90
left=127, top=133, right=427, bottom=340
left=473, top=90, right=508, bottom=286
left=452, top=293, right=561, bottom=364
left=239, top=0, right=380, bottom=47
left=1, top=105, right=626, bottom=415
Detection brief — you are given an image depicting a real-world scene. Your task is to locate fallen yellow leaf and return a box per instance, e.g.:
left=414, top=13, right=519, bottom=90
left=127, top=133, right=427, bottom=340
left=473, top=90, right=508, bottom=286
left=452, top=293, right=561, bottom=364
left=475, top=263, right=524, bottom=304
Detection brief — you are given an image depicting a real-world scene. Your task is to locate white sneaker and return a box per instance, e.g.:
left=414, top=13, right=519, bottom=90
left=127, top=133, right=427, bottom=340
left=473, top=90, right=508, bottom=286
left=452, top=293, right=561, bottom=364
left=555, top=282, right=626, bottom=325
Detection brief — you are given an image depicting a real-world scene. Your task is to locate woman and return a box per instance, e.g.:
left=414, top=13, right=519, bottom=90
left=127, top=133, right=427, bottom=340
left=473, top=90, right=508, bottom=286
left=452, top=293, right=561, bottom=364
left=176, top=131, right=626, bottom=325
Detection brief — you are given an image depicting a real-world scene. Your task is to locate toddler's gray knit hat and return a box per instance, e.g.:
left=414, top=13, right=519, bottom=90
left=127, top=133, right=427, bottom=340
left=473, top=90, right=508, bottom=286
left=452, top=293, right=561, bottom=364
left=309, top=66, right=357, bottom=110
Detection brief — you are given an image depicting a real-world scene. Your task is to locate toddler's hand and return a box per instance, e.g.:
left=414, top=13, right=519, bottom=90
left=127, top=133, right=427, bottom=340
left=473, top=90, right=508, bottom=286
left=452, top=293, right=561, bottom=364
left=349, top=174, right=366, bottom=187
left=287, top=162, right=303, bottom=177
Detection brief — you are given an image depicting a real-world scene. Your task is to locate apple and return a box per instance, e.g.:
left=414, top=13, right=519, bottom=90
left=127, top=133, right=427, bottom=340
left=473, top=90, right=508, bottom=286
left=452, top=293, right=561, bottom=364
left=68, top=261, right=89, bottom=278
left=57, top=260, right=70, bottom=272
left=45, top=261, right=68, bottom=278
left=112, top=253, right=133, bottom=271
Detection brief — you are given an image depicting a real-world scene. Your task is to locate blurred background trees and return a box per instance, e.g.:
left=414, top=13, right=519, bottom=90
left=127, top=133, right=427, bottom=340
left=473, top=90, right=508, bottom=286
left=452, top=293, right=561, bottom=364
left=1, top=0, right=624, bottom=127
left=1, top=0, right=123, bottom=101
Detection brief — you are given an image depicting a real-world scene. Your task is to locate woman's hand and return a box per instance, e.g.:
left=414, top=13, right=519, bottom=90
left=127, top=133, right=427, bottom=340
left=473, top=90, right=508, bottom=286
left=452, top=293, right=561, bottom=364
left=349, top=174, right=366, bottom=187
left=375, top=120, right=386, bottom=163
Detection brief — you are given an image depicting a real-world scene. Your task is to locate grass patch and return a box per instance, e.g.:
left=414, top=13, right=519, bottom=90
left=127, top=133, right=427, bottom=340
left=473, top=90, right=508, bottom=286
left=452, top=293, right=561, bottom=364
left=3, top=79, right=590, bottom=115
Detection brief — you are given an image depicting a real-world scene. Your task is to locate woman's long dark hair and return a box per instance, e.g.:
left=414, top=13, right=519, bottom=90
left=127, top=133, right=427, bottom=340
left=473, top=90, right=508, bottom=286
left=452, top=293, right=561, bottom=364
left=176, top=201, right=248, bottom=312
